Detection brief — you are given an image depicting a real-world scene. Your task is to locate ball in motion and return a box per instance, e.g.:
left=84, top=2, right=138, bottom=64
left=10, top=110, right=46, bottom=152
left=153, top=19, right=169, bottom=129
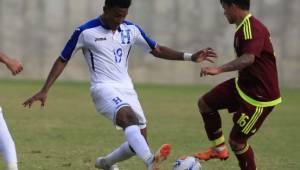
left=173, top=156, right=202, bottom=170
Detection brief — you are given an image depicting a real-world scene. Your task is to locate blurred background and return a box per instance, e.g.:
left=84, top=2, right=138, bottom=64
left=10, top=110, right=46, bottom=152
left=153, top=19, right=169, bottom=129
left=0, top=0, right=299, bottom=87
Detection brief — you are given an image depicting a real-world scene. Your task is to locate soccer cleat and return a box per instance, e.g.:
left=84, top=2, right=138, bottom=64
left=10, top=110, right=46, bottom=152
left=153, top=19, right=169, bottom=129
left=95, top=157, right=120, bottom=170
left=193, top=147, right=229, bottom=161
left=147, top=144, right=172, bottom=170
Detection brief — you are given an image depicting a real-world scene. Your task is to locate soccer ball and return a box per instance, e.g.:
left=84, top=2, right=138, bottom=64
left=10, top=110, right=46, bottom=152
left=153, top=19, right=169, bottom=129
left=173, top=156, right=202, bottom=170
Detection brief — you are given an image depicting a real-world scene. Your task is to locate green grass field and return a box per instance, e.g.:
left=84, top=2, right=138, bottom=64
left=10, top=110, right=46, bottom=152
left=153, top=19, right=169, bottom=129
left=0, top=80, right=299, bottom=170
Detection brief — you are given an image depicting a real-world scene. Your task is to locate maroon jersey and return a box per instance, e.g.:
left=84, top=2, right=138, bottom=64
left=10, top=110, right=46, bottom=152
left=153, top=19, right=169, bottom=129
left=234, top=14, right=280, bottom=102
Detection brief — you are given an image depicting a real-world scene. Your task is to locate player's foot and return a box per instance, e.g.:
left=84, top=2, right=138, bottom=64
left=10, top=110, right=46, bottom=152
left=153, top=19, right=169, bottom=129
left=147, top=144, right=171, bottom=170
left=193, top=147, right=229, bottom=161
left=95, top=157, right=120, bottom=170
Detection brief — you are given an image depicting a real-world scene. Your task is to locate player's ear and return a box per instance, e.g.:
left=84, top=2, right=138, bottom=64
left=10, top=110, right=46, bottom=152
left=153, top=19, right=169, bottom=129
left=231, top=3, right=238, bottom=9
left=103, top=6, right=108, bottom=14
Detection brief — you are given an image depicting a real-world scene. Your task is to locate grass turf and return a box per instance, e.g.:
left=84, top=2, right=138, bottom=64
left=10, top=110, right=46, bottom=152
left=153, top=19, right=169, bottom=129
left=0, top=80, right=299, bottom=170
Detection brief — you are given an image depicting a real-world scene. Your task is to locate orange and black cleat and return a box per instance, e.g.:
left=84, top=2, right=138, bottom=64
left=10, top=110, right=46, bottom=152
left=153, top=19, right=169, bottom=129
left=148, top=144, right=171, bottom=170
left=154, top=144, right=171, bottom=163
left=193, top=147, right=229, bottom=161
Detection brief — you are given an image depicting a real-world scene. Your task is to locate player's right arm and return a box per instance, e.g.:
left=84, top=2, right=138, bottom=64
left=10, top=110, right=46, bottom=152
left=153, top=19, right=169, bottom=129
left=0, top=52, right=23, bottom=75
left=23, top=26, right=84, bottom=108
left=200, top=53, right=255, bottom=76
left=23, top=58, right=67, bottom=108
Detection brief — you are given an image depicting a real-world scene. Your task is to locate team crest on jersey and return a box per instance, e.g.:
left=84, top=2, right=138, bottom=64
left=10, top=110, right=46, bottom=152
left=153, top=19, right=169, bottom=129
left=120, top=29, right=131, bottom=44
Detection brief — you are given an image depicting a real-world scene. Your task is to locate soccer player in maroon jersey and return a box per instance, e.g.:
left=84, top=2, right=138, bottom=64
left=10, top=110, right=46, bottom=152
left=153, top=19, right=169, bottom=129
left=193, top=0, right=282, bottom=170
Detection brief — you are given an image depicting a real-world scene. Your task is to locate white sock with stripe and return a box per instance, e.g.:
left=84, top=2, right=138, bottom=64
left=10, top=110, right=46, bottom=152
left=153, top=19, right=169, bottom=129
left=124, top=125, right=152, bottom=164
left=104, top=142, right=135, bottom=166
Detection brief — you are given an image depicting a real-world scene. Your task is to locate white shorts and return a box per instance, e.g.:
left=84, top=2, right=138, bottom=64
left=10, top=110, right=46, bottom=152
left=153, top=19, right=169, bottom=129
left=90, top=85, right=147, bottom=129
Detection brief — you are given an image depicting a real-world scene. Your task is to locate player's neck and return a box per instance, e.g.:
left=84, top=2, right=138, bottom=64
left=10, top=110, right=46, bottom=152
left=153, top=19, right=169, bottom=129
left=235, top=11, right=250, bottom=26
left=100, top=15, right=117, bottom=33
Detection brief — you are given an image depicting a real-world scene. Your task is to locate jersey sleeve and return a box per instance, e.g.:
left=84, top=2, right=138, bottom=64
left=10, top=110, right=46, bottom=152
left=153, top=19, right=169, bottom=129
left=60, top=28, right=84, bottom=61
left=240, top=28, right=264, bottom=58
left=133, top=25, right=157, bottom=53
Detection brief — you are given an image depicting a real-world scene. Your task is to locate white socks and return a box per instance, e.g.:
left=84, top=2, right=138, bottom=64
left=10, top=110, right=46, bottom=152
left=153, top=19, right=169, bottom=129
left=0, top=107, right=18, bottom=170
left=124, top=125, right=152, bottom=164
left=104, top=142, right=135, bottom=166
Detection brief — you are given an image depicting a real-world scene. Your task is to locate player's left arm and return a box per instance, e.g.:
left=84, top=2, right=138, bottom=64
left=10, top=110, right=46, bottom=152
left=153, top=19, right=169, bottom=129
left=133, top=24, right=216, bottom=63
left=201, top=53, right=255, bottom=76
left=151, top=45, right=216, bottom=63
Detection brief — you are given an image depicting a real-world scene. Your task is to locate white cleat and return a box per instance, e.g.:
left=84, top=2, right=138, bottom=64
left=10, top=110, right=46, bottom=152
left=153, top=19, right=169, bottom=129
left=95, top=157, right=120, bottom=170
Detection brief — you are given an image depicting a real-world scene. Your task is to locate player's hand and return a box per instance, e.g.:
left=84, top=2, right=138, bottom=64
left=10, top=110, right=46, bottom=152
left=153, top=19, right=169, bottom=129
left=23, top=91, right=47, bottom=108
left=192, top=48, right=217, bottom=63
left=5, top=58, right=23, bottom=75
left=200, top=67, right=222, bottom=77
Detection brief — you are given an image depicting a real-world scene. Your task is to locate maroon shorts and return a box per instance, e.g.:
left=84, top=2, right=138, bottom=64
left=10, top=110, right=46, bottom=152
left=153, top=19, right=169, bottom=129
left=202, top=78, right=274, bottom=143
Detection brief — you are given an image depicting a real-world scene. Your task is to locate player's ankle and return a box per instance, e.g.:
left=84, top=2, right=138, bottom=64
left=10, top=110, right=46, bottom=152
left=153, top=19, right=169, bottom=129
left=213, top=144, right=227, bottom=152
left=145, top=154, right=154, bottom=166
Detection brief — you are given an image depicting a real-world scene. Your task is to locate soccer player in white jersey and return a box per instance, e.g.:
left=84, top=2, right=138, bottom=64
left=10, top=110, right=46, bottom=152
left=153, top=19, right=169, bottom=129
left=0, top=51, right=23, bottom=170
left=23, top=0, right=216, bottom=169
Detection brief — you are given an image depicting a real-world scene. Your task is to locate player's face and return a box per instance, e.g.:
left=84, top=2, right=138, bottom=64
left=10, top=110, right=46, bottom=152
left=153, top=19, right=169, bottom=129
left=221, top=3, right=236, bottom=24
left=104, top=7, right=128, bottom=31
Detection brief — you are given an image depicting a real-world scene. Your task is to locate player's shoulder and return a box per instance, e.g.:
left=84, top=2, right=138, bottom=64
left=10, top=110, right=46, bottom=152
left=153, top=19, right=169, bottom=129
left=123, top=20, right=136, bottom=26
left=237, top=15, right=269, bottom=40
left=249, top=16, right=269, bottom=34
left=77, top=17, right=102, bottom=32
left=122, top=20, right=144, bottom=31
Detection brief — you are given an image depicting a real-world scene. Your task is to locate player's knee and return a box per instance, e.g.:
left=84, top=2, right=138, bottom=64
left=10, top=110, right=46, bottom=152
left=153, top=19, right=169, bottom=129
left=197, top=98, right=205, bottom=111
left=116, top=107, right=139, bottom=128
left=117, top=117, right=139, bottom=129
left=198, top=98, right=212, bottom=114
left=229, top=138, right=246, bottom=151
left=125, top=112, right=139, bottom=124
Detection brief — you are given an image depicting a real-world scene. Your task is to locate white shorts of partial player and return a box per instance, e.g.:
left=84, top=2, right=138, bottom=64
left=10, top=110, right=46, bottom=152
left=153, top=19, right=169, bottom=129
left=90, top=84, right=147, bottom=129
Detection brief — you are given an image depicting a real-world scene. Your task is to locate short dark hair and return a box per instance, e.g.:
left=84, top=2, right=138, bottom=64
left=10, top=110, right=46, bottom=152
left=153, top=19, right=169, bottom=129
left=220, top=0, right=250, bottom=10
left=105, top=0, right=132, bottom=8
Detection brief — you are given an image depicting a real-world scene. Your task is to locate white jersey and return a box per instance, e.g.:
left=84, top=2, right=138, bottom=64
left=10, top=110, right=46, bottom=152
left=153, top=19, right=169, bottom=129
left=60, top=17, right=157, bottom=89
